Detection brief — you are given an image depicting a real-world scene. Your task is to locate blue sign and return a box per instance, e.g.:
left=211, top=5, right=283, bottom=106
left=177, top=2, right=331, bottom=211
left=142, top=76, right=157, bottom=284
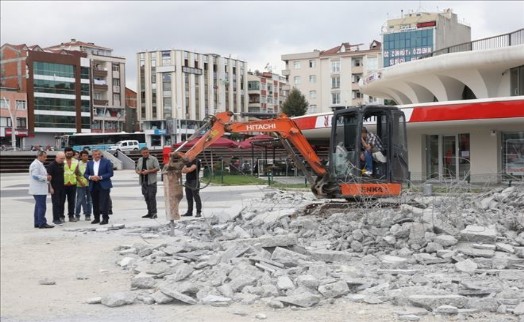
left=154, top=129, right=167, bottom=135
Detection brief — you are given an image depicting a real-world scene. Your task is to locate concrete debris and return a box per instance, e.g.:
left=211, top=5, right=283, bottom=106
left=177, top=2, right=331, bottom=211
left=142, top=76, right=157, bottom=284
left=101, top=292, right=136, bottom=307
left=38, top=278, right=56, bottom=285
left=93, top=186, right=524, bottom=317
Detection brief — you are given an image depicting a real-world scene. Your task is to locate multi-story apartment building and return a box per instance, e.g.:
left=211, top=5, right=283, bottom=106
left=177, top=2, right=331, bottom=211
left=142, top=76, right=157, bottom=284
left=281, top=41, right=383, bottom=114
left=0, top=87, right=28, bottom=149
left=0, top=43, right=90, bottom=148
left=124, top=87, right=138, bottom=133
left=137, top=50, right=248, bottom=147
left=46, top=40, right=126, bottom=133
left=382, top=8, right=470, bottom=67
left=247, top=71, right=287, bottom=115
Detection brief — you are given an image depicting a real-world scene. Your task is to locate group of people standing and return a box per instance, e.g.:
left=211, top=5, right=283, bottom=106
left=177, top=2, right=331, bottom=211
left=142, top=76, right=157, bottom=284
left=29, top=148, right=113, bottom=228
left=28, top=146, right=202, bottom=230
left=136, top=147, right=202, bottom=225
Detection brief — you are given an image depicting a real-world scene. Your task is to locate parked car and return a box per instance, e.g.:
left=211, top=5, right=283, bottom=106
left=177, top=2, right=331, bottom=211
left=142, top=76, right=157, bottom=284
left=108, top=140, right=140, bottom=153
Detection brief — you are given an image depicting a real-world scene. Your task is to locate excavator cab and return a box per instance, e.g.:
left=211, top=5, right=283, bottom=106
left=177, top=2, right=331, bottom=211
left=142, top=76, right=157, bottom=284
left=328, top=105, right=409, bottom=199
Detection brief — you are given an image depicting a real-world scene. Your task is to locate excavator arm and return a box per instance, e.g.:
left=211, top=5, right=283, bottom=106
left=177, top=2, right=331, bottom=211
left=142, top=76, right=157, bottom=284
left=172, top=111, right=332, bottom=198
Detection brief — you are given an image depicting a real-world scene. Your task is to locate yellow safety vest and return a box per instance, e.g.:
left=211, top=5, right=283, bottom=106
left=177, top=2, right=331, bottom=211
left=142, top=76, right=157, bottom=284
left=64, top=159, right=79, bottom=186
left=76, top=161, right=89, bottom=187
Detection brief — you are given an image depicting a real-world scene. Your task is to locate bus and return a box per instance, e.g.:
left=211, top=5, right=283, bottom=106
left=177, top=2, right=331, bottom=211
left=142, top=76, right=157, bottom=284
left=59, top=132, right=147, bottom=152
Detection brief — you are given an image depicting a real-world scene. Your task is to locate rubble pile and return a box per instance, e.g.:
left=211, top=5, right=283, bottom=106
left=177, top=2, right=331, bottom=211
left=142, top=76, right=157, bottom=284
left=99, top=186, right=523, bottom=319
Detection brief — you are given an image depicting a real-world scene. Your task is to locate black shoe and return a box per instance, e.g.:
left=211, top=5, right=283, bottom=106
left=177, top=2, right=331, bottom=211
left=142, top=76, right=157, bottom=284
left=85, top=216, right=91, bottom=221
left=142, top=214, right=152, bottom=218
left=150, top=214, right=158, bottom=219
left=91, top=219, right=100, bottom=224
left=39, top=224, right=54, bottom=229
left=53, top=220, right=64, bottom=226
left=195, top=213, right=202, bottom=218
left=100, top=220, right=108, bottom=225
left=181, top=213, right=192, bottom=217
left=69, top=216, right=78, bottom=222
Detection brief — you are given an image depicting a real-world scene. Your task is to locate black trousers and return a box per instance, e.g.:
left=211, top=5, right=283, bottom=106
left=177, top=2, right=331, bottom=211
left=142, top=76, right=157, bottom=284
left=141, top=183, right=157, bottom=215
left=51, top=188, right=65, bottom=222
left=185, top=180, right=202, bottom=215
left=64, top=185, right=77, bottom=217
left=92, top=183, right=110, bottom=221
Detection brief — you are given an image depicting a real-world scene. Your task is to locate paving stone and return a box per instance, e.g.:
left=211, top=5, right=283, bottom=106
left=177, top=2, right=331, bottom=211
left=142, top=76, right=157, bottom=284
left=460, top=225, right=497, bottom=243
left=101, top=292, right=136, bottom=307
left=408, top=294, right=468, bottom=310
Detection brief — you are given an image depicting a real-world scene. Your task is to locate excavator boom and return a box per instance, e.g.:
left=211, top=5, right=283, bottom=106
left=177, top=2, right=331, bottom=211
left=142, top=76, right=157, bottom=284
left=173, top=111, right=331, bottom=198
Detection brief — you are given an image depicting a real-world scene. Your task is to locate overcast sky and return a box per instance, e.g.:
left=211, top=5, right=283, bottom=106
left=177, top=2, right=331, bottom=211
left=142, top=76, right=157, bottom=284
left=1, top=1, right=523, bottom=91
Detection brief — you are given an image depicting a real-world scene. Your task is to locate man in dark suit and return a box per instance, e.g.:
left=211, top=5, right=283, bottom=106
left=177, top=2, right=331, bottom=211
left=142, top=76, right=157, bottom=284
left=84, top=149, right=113, bottom=225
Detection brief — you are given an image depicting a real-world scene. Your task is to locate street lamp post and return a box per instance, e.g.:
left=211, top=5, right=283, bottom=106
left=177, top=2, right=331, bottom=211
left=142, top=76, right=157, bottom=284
left=2, top=97, right=16, bottom=151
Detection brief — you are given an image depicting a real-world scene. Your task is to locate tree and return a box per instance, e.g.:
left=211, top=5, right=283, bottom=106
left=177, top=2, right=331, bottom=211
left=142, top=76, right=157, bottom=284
left=281, top=88, right=308, bottom=116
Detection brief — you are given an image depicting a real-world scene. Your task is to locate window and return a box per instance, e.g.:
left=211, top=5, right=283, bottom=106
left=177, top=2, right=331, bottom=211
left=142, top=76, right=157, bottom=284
left=309, top=90, right=317, bottom=99
left=352, top=74, right=361, bottom=83
left=294, top=76, right=301, bottom=85
left=294, top=61, right=301, bottom=69
left=353, top=59, right=362, bottom=67
left=309, top=60, right=316, bottom=68
left=112, top=64, right=120, bottom=72
left=331, top=76, right=340, bottom=89
left=308, top=104, right=317, bottom=113
left=15, top=100, right=27, bottom=110
left=510, top=65, right=524, bottom=96
left=309, top=75, right=316, bottom=83
left=352, top=90, right=362, bottom=99
left=162, top=51, right=171, bottom=66
left=332, top=92, right=340, bottom=104
left=1, top=99, right=10, bottom=109
left=16, top=117, right=26, bottom=128
left=113, top=79, right=120, bottom=86
left=113, top=93, right=121, bottom=106
left=331, top=61, right=340, bottom=73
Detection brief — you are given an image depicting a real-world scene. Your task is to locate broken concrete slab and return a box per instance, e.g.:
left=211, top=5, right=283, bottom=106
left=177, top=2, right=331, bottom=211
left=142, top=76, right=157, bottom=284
left=276, top=293, right=321, bottom=308
left=460, top=225, right=497, bottom=243
left=270, top=246, right=310, bottom=267
left=408, top=294, right=468, bottom=310
left=101, top=292, right=136, bottom=307
left=220, top=234, right=297, bottom=249
left=455, top=259, right=478, bottom=273
left=317, top=280, right=350, bottom=298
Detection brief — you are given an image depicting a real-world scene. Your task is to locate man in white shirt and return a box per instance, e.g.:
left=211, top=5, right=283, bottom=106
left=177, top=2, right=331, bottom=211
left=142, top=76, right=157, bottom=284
left=29, top=151, right=54, bottom=228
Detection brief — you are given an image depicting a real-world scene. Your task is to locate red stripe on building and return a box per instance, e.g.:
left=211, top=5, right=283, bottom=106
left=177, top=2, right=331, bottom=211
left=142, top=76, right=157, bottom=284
left=293, top=116, right=317, bottom=130
left=409, top=100, right=524, bottom=122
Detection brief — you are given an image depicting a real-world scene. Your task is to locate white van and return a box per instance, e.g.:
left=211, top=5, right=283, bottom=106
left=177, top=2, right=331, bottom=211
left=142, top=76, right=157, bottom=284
left=108, top=140, right=140, bottom=152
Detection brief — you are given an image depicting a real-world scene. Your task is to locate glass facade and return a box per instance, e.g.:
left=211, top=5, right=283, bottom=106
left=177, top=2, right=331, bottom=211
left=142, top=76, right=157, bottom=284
left=33, top=62, right=74, bottom=78
left=33, top=61, right=79, bottom=130
left=383, top=29, right=434, bottom=67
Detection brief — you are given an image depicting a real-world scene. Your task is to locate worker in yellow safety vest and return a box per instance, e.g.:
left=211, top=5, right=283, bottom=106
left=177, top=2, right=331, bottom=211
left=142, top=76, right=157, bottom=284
left=63, top=147, right=81, bottom=222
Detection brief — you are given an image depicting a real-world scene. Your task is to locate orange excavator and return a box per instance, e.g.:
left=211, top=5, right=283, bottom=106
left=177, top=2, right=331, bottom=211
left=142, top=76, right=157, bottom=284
left=164, top=105, right=410, bottom=200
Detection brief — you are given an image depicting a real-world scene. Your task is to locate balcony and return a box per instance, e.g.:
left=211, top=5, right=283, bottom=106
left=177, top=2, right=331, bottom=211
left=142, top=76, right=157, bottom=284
left=93, top=69, right=107, bottom=77
left=352, top=65, right=363, bottom=74
left=93, top=84, right=108, bottom=91
left=282, top=69, right=290, bottom=76
left=93, top=99, right=109, bottom=106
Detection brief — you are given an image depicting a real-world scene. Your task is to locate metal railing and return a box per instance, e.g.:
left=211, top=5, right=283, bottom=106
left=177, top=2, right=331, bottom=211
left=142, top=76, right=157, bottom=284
left=420, top=28, right=524, bottom=59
